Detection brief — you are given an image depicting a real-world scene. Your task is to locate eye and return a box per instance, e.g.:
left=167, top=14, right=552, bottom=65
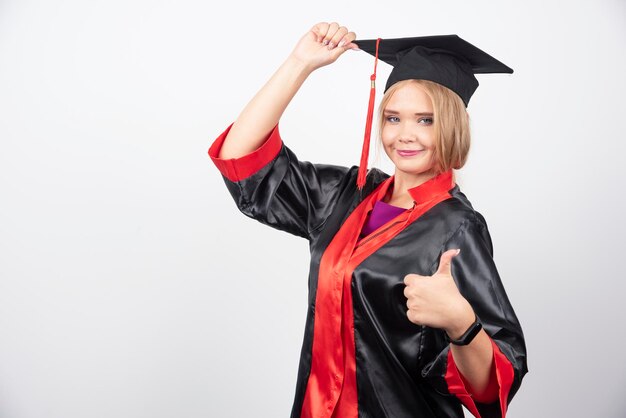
left=386, top=116, right=400, bottom=123
left=418, top=117, right=433, bottom=125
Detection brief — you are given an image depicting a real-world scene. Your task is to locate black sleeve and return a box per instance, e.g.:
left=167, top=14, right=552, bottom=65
left=421, top=216, right=528, bottom=418
left=209, top=123, right=355, bottom=240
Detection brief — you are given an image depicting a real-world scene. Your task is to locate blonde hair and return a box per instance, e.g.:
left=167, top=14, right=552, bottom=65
left=374, top=79, right=471, bottom=173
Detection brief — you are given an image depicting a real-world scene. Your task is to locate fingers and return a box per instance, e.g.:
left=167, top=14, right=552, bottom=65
left=312, top=22, right=358, bottom=51
left=311, top=22, right=330, bottom=43
left=403, top=273, right=425, bottom=286
left=328, top=26, right=347, bottom=49
left=340, top=31, right=358, bottom=50
left=407, top=309, right=422, bottom=326
left=434, top=249, right=460, bottom=276
left=403, top=273, right=426, bottom=301
left=320, top=22, right=340, bottom=45
left=403, top=274, right=428, bottom=326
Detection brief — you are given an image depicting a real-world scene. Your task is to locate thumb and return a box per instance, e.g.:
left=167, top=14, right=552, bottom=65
left=435, top=249, right=460, bottom=276
left=329, top=43, right=353, bottom=60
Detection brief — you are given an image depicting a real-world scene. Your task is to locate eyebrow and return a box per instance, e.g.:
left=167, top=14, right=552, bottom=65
left=384, top=109, right=434, bottom=116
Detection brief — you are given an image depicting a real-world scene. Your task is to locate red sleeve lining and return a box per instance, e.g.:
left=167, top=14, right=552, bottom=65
left=208, top=123, right=283, bottom=182
left=444, top=338, right=515, bottom=418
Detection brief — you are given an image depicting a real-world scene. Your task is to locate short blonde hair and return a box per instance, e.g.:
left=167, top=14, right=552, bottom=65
left=376, top=79, right=471, bottom=173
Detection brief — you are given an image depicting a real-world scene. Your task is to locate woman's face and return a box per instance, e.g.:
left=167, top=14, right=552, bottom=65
left=381, top=82, right=436, bottom=185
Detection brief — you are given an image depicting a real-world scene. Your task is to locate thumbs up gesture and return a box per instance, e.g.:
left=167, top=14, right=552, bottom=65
left=403, top=249, right=476, bottom=337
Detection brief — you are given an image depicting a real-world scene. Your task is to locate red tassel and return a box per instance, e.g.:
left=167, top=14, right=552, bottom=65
left=357, top=38, right=381, bottom=191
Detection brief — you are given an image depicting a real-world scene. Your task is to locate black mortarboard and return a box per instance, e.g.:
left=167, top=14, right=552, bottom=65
left=355, top=35, right=513, bottom=106
left=352, top=35, right=513, bottom=190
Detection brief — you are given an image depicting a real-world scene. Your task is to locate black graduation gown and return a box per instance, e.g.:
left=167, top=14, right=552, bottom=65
left=209, top=123, right=527, bottom=418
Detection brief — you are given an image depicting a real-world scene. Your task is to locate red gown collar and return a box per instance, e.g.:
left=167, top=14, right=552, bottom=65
left=385, top=170, right=455, bottom=205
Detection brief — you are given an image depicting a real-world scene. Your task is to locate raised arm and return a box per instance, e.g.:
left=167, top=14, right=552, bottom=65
left=219, top=22, right=358, bottom=159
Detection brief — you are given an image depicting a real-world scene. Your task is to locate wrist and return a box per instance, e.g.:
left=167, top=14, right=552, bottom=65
left=445, top=302, right=476, bottom=340
left=284, top=54, right=315, bottom=76
left=446, top=315, right=482, bottom=346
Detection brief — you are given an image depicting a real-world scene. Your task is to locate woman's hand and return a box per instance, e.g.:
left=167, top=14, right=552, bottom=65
left=220, top=22, right=356, bottom=159
left=403, top=249, right=476, bottom=339
left=289, top=22, right=358, bottom=73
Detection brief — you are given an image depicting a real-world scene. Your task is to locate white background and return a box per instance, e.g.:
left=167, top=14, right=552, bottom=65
left=1, top=0, right=625, bottom=417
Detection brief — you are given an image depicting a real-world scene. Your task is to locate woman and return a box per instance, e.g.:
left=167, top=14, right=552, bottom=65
left=209, top=22, right=527, bottom=418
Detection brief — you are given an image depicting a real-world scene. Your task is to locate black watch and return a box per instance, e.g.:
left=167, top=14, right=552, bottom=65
left=446, top=316, right=482, bottom=346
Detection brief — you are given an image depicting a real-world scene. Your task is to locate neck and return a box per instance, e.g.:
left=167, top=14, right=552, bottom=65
left=385, top=169, right=437, bottom=208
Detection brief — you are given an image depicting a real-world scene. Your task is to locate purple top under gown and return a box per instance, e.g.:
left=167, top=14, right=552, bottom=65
left=359, top=200, right=407, bottom=239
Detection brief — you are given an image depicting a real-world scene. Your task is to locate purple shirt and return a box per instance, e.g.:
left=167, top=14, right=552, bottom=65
left=359, top=200, right=407, bottom=238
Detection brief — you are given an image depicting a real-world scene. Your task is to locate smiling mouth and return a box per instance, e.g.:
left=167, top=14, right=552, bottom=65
left=397, top=149, right=423, bottom=157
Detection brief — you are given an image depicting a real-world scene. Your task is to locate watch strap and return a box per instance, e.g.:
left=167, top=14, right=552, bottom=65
left=446, top=316, right=482, bottom=346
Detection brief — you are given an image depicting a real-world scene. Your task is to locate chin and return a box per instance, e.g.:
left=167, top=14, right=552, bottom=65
left=396, top=165, right=437, bottom=179
left=396, top=164, right=431, bottom=175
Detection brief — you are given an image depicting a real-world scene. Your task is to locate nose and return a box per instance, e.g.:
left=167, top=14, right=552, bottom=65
left=398, top=123, right=416, bottom=143
left=398, top=130, right=416, bottom=143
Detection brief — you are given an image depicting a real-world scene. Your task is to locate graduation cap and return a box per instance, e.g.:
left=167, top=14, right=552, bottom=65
left=352, top=35, right=513, bottom=190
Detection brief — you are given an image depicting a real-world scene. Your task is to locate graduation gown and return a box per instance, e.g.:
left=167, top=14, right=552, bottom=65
left=209, top=123, right=527, bottom=418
